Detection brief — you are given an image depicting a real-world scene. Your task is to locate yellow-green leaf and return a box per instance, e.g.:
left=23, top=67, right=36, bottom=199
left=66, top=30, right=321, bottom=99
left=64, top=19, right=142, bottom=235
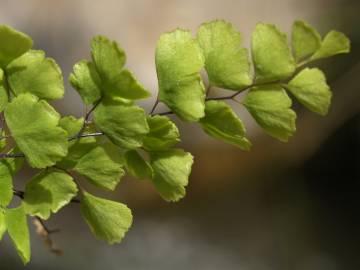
left=74, top=143, right=125, bottom=191
left=292, top=20, right=321, bottom=62
left=94, top=97, right=149, bottom=149
left=7, top=50, right=64, bottom=100
left=124, top=150, right=153, bottom=180
left=69, top=60, right=102, bottom=105
left=287, top=68, right=331, bottom=115
left=200, top=100, right=251, bottom=150
left=0, top=209, right=6, bottom=241
left=91, top=35, right=126, bottom=82
left=5, top=205, right=30, bottom=265
left=243, top=84, right=296, bottom=142
left=197, top=20, right=252, bottom=89
left=5, top=93, right=68, bottom=168
left=81, top=191, right=132, bottom=244
left=23, top=169, right=78, bottom=220
left=0, top=160, right=13, bottom=207
left=0, top=68, right=8, bottom=112
left=252, top=23, right=295, bottom=82
left=156, top=29, right=205, bottom=122
left=143, top=115, right=180, bottom=151
left=311, top=30, right=350, bottom=60
left=150, top=149, right=193, bottom=202
left=0, top=25, right=33, bottom=68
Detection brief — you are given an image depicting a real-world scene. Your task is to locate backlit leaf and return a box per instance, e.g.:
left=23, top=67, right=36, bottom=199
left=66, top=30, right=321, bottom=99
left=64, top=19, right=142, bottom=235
left=91, top=35, right=126, bottom=82
left=69, top=60, right=102, bottom=105
left=143, top=115, right=180, bottom=151
left=0, top=209, right=6, bottom=241
left=243, top=84, right=296, bottom=142
left=156, top=29, right=205, bottom=121
left=200, top=100, right=251, bottom=150
left=292, top=20, right=321, bottom=62
left=104, top=69, right=151, bottom=100
left=287, top=68, right=331, bottom=115
left=311, top=30, right=350, bottom=60
left=81, top=191, right=132, bottom=244
left=0, top=160, right=13, bottom=207
left=74, top=143, right=125, bottom=190
left=7, top=50, right=64, bottom=100
left=0, top=25, right=33, bottom=68
left=5, top=205, right=30, bottom=265
left=5, top=93, right=68, bottom=168
left=252, top=23, right=295, bottom=82
left=197, top=20, right=252, bottom=89
left=124, top=150, right=153, bottom=180
left=150, top=149, right=193, bottom=202
left=94, top=97, right=149, bottom=149
left=23, top=169, right=78, bottom=220
left=0, top=68, right=8, bottom=112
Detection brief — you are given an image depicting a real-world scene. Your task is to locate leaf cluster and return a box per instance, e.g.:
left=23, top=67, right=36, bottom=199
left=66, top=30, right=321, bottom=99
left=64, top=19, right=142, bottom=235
left=0, top=20, right=350, bottom=264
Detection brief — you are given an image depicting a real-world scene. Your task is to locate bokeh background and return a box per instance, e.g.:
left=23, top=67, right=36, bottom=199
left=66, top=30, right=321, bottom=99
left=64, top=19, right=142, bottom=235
left=0, top=0, right=359, bottom=269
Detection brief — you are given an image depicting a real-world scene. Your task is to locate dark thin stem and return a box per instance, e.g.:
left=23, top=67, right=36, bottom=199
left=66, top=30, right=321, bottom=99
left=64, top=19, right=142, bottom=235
left=0, top=65, right=305, bottom=160
left=0, top=152, right=25, bottom=158
left=150, top=98, right=159, bottom=116
left=68, top=99, right=102, bottom=141
left=156, top=110, right=174, bottom=116
left=68, top=131, right=104, bottom=142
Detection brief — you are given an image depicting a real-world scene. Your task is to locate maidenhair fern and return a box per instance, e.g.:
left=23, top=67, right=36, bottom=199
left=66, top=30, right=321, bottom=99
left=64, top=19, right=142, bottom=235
left=0, top=20, right=350, bottom=264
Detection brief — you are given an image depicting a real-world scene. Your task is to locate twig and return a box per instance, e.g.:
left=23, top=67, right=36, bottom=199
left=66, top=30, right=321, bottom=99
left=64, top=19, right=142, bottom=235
left=68, top=131, right=104, bottom=142
left=33, top=217, right=63, bottom=256
left=0, top=152, right=25, bottom=158
left=68, top=99, right=102, bottom=141
left=150, top=98, right=159, bottom=116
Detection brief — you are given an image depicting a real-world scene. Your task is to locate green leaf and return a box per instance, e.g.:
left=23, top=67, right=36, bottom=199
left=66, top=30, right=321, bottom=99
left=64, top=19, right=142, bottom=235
left=311, top=30, right=350, bottom=60
left=80, top=191, right=132, bottom=244
left=23, top=169, right=78, bottom=220
left=292, top=20, right=321, bottom=62
left=0, top=209, right=6, bottom=241
left=104, top=69, right=151, bottom=100
left=94, top=97, right=149, bottom=149
left=59, top=115, right=84, bottom=137
left=7, top=50, right=64, bottom=100
left=5, top=148, right=24, bottom=175
left=91, top=35, right=126, bottom=82
left=74, top=143, right=125, bottom=190
left=243, top=85, right=297, bottom=142
left=69, top=60, right=102, bottom=105
left=124, top=150, right=153, bottom=180
left=0, top=129, right=7, bottom=152
left=57, top=116, right=98, bottom=169
left=156, top=29, right=205, bottom=122
left=0, top=160, right=13, bottom=207
left=150, top=149, right=193, bottom=202
left=287, top=68, right=331, bottom=115
left=5, top=93, right=68, bottom=168
left=200, top=100, right=251, bottom=150
left=0, top=68, right=8, bottom=112
left=0, top=25, right=33, bottom=68
left=0, top=129, right=6, bottom=151
left=197, top=20, right=252, bottom=90
left=5, top=205, right=30, bottom=265
left=252, top=23, right=296, bottom=82
left=143, top=115, right=180, bottom=151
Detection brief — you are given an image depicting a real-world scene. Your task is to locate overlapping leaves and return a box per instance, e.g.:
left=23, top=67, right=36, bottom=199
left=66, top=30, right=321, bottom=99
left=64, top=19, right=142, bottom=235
left=0, top=20, right=350, bottom=265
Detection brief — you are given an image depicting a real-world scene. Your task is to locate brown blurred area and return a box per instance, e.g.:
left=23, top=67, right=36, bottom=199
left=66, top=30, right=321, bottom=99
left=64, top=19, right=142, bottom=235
left=0, top=0, right=359, bottom=269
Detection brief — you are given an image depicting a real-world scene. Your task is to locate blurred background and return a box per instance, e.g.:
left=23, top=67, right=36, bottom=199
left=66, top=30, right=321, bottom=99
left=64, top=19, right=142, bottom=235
left=0, top=0, right=359, bottom=269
